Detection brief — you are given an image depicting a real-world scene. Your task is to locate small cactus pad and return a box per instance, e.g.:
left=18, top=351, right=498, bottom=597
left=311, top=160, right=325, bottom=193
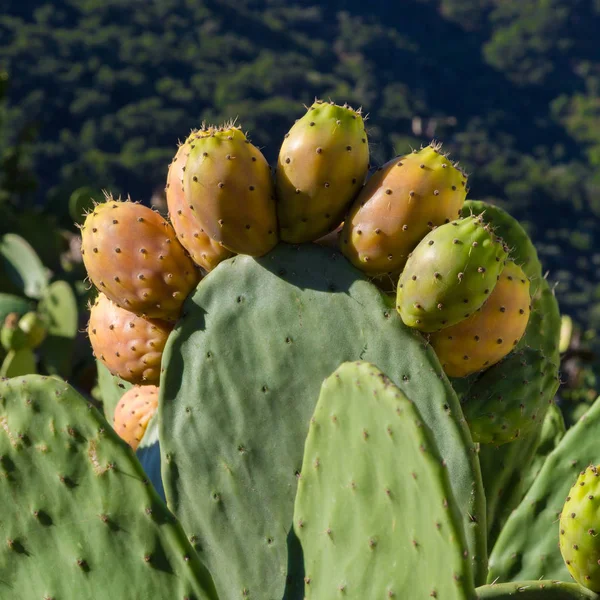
left=294, top=361, right=474, bottom=599
left=463, top=200, right=543, bottom=296
left=489, top=396, right=600, bottom=584
left=560, top=465, right=600, bottom=591
left=166, top=138, right=234, bottom=271
left=276, top=100, right=369, bottom=243
left=159, top=243, right=486, bottom=598
left=0, top=375, right=218, bottom=599
left=183, top=124, right=278, bottom=256
left=341, top=143, right=467, bottom=275
left=430, top=261, right=531, bottom=377
left=397, top=215, right=509, bottom=332
left=462, top=348, right=559, bottom=445
left=476, top=581, right=598, bottom=599
left=88, top=293, right=172, bottom=385
left=80, top=197, right=200, bottom=321
left=114, top=385, right=159, bottom=451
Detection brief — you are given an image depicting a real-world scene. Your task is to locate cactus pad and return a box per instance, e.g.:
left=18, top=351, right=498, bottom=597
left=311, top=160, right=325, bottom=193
left=294, top=361, right=474, bottom=599
left=476, top=581, right=597, bottom=599
left=276, top=100, right=369, bottom=243
left=0, top=375, right=217, bottom=599
left=341, top=143, right=466, bottom=275
left=397, top=215, right=509, bottom=332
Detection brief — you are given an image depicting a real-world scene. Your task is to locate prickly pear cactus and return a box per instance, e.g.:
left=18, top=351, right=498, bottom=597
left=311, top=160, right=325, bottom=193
left=429, top=261, right=531, bottom=377
left=88, top=293, right=172, bottom=385
left=80, top=196, right=200, bottom=321
left=560, top=465, right=600, bottom=592
left=294, top=361, right=475, bottom=599
left=275, top=100, right=369, bottom=243
left=475, top=581, right=598, bottom=599
left=0, top=375, right=218, bottom=599
left=462, top=348, right=559, bottom=445
left=113, top=385, right=159, bottom=450
left=167, top=138, right=234, bottom=271
left=397, top=215, right=508, bottom=332
left=159, top=243, right=486, bottom=600
left=341, top=143, right=467, bottom=275
left=183, top=124, right=278, bottom=256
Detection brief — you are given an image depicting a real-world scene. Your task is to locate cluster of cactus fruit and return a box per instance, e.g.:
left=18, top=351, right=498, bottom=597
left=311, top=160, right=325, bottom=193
left=1, top=99, right=599, bottom=599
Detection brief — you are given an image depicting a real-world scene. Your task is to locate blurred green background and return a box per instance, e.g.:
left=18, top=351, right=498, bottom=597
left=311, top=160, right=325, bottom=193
left=0, top=0, right=598, bottom=412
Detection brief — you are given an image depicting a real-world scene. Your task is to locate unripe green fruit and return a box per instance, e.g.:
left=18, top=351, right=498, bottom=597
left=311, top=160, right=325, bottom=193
left=18, top=311, right=48, bottom=349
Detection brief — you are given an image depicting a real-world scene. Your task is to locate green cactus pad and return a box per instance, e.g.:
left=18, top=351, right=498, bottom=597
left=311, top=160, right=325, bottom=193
left=462, top=201, right=543, bottom=296
left=476, top=581, right=598, bottom=599
left=462, top=348, right=560, bottom=445
left=294, top=361, right=474, bottom=599
left=0, top=233, right=49, bottom=299
left=0, top=293, right=33, bottom=325
left=0, top=375, right=217, bottom=600
left=0, top=347, right=36, bottom=377
left=96, top=359, right=133, bottom=419
left=397, top=215, right=508, bottom=332
left=489, top=396, right=600, bottom=584
left=160, top=243, right=486, bottom=599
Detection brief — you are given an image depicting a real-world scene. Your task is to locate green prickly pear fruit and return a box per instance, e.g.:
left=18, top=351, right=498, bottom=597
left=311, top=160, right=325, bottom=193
left=430, top=261, right=531, bottom=377
left=114, top=385, right=158, bottom=451
left=396, top=215, right=509, bottom=332
left=341, top=142, right=467, bottom=275
left=560, top=465, right=600, bottom=592
left=80, top=195, right=200, bottom=321
left=18, top=311, right=48, bottom=349
left=1, top=312, right=28, bottom=351
left=275, top=100, right=369, bottom=243
left=166, top=138, right=234, bottom=271
left=183, top=124, right=278, bottom=256
left=88, top=293, right=172, bottom=385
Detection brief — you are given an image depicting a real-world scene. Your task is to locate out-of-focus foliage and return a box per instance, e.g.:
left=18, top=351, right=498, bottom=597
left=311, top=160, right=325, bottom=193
left=0, top=0, right=599, bottom=337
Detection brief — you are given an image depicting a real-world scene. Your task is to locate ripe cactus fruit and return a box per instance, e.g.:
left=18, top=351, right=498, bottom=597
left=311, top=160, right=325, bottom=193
left=166, top=137, right=234, bottom=271
left=88, top=293, right=172, bottom=385
left=462, top=348, right=559, bottom=445
left=114, top=385, right=159, bottom=451
left=429, top=261, right=531, bottom=377
left=560, top=465, right=600, bottom=592
left=275, top=100, right=369, bottom=243
left=294, top=361, right=475, bottom=600
left=183, top=124, right=278, bottom=256
left=341, top=142, right=467, bottom=275
left=397, top=215, right=509, bottom=332
left=0, top=375, right=218, bottom=599
left=80, top=196, right=200, bottom=321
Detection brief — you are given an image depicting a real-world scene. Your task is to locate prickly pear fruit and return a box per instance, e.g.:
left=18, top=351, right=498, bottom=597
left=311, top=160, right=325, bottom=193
left=88, top=293, right=172, bottom=385
left=166, top=138, right=234, bottom=271
left=430, top=261, right=531, bottom=377
left=1, top=312, right=28, bottom=351
left=560, top=465, right=600, bottom=592
left=341, top=142, right=467, bottom=274
left=183, top=124, right=278, bottom=256
left=462, top=348, right=559, bottom=445
left=396, top=215, right=508, bottom=332
left=275, top=100, right=369, bottom=242
left=81, top=196, right=200, bottom=321
left=18, top=311, right=48, bottom=349
left=114, top=385, right=159, bottom=451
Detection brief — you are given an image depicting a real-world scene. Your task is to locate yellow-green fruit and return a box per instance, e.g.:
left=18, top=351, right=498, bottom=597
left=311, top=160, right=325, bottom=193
left=430, top=262, right=531, bottom=377
left=114, top=385, right=159, bottom=451
left=18, top=311, right=48, bottom=349
left=560, top=465, right=600, bottom=592
left=88, top=293, right=172, bottom=385
left=276, top=100, right=369, bottom=243
left=183, top=125, right=278, bottom=256
left=80, top=196, right=200, bottom=321
left=166, top=138, right=234, bottom=271
left=341, top=143, right=467, bottom=275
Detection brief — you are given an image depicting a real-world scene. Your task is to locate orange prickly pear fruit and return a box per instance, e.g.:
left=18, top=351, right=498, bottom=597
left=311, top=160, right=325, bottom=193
left=80, top=195, right=200, bottom=321
left=275, top=100, right=369, bottom=243
left=88, top=293, right=172, bottom=385
left=183, top=123, right=278, bottom=256
left=113, top=385, right=159, bottom=451
left=166, top=137, right=234, bottom=271
left=429, top=261, right=531, bottom=377
left=341, top=142, right=467, bottom=275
